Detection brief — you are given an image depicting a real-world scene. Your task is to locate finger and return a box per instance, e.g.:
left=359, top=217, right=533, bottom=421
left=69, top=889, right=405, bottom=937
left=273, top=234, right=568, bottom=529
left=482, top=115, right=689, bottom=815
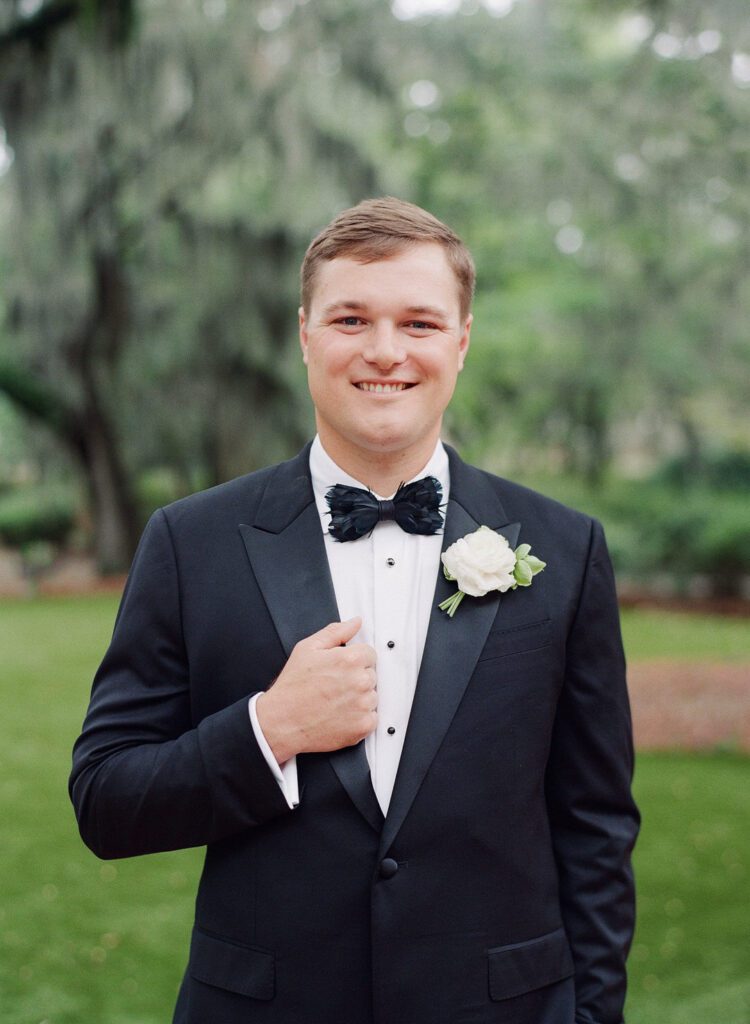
left=341, top=643, right=377, bottom=669
left=305, top=617, right=362, bottom=651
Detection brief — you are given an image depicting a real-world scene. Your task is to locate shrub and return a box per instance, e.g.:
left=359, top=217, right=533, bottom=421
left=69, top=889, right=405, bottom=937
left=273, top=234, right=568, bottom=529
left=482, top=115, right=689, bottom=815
left=692, top=499, right=750, bottom=596
left=599, top=485, right=749, bottom=594
left=655, top=448, right=750, bottom=492
left=0, top=486, right=76, bottom=548
left=526, top=474, right=750, bottom=597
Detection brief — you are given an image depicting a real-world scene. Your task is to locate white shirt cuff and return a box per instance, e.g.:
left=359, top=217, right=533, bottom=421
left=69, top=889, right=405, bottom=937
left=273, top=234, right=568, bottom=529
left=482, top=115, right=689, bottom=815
left=248, top=693, right=299, bottom=809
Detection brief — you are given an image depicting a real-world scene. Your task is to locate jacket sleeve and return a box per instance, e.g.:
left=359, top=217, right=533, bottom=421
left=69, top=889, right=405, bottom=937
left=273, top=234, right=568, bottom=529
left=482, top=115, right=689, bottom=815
left=69, top=508, right=292, bottom=860
left=545, top=518, right=640, bottom=1024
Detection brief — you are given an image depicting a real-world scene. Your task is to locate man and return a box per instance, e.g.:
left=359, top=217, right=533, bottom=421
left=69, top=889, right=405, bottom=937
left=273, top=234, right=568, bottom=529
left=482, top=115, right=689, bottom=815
left=71, top=197, right=639, bottom=1024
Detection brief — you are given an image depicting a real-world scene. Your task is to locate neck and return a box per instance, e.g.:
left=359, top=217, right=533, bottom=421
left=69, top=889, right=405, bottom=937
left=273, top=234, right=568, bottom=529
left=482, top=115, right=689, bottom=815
left=318, top=432, right=440, bottom=496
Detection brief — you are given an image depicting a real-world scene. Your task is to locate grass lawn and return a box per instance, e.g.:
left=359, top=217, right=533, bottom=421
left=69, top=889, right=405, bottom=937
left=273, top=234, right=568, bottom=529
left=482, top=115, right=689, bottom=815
left=620, top=608, right=750, bottom=661
left=0, top=595, right=201, bottom=1024
left=626, top=752, right=750, bottom=1024
left=0, top=595, right=748, bottom=1023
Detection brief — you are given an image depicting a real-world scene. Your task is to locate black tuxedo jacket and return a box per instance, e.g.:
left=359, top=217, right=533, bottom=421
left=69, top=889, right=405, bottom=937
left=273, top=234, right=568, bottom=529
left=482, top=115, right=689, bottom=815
left=70, top=444, right=639, bottom=1024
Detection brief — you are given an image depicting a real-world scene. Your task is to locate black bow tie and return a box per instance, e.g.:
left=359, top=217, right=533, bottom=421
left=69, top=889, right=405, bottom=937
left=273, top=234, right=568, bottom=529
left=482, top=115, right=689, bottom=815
left=325, top=476, right=444, bottom=542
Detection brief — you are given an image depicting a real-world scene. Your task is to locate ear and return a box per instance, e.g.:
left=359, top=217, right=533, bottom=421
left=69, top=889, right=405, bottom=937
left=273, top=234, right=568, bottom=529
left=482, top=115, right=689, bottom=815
left=298, top=306, right=309, bottom=365
left=457, top=313, right=472, bottom=372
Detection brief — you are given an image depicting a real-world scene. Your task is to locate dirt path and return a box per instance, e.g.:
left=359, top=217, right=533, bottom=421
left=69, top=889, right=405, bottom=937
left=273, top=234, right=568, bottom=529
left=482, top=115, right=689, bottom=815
left=628, top=661, right=750, bottom=752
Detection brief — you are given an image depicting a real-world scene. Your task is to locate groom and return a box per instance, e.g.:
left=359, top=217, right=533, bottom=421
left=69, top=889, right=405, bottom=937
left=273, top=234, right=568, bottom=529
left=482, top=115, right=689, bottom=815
left=71, top=197, right=639, bottom=1024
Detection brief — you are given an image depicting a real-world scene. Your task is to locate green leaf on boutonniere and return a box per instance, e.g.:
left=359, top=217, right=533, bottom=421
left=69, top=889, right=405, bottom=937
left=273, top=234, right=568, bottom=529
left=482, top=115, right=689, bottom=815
left=512, top=545, right=547, bottom=589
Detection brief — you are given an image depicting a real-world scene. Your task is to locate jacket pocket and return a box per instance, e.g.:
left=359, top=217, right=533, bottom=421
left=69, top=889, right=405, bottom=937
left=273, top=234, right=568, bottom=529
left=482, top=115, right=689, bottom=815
left=477, top=618, right=552, bottom=663
left=487, top=926, right=574, bottom=1001
left=188, top=927, right=275, bottom=1000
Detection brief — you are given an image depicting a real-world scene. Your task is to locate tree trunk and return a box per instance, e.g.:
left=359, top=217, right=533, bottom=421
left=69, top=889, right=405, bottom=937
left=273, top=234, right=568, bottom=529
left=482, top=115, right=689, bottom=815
left=80, top=404, right=139, bottom=574
left=0, top=358, right=139, bottom=573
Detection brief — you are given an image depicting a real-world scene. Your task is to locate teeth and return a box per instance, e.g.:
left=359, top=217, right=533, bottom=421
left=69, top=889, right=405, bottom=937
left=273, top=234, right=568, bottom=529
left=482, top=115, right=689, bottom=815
left=357, top=382, right=408, bottom=393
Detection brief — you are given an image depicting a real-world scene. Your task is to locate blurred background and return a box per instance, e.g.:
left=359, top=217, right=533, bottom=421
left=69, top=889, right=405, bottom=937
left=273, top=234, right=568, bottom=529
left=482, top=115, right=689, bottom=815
left=0, top=0, right=748, bottom=1022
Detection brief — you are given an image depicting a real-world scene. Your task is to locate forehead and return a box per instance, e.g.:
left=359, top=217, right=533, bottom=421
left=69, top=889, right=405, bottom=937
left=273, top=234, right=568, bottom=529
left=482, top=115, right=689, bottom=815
left=309, top=242, right=461, bottom=316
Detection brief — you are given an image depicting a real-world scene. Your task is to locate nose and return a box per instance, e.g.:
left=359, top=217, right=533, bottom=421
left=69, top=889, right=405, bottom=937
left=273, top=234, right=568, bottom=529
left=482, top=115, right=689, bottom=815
left=363, top=322, right=407, bottom=370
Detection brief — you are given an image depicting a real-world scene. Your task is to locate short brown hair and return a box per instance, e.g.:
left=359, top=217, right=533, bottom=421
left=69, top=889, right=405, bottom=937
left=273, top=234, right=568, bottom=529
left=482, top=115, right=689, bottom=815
left=301, top=197, right=475, bottom=319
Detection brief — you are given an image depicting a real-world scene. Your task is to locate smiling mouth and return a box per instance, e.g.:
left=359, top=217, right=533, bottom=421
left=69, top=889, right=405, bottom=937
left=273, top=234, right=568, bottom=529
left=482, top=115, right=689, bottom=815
left=354, top=382, right=415, bottom=394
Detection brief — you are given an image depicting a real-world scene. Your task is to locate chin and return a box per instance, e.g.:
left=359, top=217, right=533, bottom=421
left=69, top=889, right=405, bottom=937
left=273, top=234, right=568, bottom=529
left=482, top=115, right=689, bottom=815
left=355, top=425, right=429, bottom=456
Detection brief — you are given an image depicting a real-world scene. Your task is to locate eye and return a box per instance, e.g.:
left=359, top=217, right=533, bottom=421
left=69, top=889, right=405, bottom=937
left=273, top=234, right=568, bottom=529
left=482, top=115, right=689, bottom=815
left=335, top=316, right=365, bottom=327
left=406, top=320, right=437, bottom=331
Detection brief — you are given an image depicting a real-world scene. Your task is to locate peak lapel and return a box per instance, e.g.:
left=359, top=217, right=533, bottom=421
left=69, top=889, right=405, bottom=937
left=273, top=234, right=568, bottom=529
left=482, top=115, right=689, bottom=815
left=239, top=452, right=337, bottom=656
left=379, top=449, right=520, bottom=857
left=238, top=448, right=382, bottom=833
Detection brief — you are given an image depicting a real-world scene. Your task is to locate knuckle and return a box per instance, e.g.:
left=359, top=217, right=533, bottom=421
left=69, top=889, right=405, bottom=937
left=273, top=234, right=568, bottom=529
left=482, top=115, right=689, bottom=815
left=352, top=643, right=370, bottom=667
left=345, top=643, right=375, bottom=668
left=338, top=646, right=357, bottom=666
left=355, top=671, right=372, bottom=692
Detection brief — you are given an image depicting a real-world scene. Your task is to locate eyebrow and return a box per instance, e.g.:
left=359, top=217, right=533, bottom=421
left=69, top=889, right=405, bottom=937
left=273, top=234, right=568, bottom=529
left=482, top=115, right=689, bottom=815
left=320, top=301, right=451, bottom=320
left=320, top=301, right=368, bottom=318
left=405, top=305, right=450, bottom=320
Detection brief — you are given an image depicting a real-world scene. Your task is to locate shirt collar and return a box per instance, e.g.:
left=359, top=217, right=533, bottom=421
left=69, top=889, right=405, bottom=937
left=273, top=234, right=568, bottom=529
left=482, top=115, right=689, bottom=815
left=309, top=434, right=450, bottom=519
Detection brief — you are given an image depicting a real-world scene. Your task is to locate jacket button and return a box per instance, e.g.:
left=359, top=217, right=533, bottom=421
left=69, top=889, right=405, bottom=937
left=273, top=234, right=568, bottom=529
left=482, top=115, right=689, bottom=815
left=379, top=858, right=398, bottom=879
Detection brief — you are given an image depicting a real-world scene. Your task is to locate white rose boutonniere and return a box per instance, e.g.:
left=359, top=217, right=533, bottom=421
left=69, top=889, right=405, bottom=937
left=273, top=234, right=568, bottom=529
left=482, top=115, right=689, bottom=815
left=438, top=526, right=546, bottom=618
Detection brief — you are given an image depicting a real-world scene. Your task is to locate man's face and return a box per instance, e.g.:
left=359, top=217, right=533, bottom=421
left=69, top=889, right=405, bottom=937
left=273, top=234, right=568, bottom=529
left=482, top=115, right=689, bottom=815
left=299, top=242, right=471, bottom=471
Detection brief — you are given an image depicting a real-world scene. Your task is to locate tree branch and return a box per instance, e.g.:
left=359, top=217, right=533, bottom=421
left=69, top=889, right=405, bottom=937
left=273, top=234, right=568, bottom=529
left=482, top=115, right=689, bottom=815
left=0, top=1, right=78, bottom=53
left=0, top=0, right=135, bottom=56
left=0, top=358, right=84, bottom=454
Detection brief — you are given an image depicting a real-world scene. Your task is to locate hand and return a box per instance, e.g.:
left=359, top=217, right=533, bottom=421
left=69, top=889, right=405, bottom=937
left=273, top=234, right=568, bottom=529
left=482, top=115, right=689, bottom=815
left=256, top=617, right=377, bottom=764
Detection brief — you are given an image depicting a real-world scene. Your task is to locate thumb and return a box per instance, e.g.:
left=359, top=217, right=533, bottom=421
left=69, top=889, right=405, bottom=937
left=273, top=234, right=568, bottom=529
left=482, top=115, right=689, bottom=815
left=307, top=617, right=362, bottom=650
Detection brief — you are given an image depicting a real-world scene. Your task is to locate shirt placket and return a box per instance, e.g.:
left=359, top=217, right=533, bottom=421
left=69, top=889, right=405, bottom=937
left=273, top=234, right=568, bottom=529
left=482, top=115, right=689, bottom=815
left=371, top=520, right=408, bottom=806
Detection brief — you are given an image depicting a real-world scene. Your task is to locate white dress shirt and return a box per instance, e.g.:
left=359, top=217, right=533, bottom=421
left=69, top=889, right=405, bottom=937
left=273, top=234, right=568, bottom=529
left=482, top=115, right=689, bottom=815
left=249, top=435, right=449, bottom=814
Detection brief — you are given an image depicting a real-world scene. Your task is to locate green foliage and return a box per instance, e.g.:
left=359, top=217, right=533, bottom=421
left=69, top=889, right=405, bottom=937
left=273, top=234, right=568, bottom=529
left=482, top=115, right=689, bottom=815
left=134, top=467, right=192, bottom=521
left=655, top=449, right=750, bottom=492
left=603, top=484, right=750, bottom=591
left=407, top=1, right=750, bottom=484
left=1, top=0, right=749, bottom=570
left=0, top=0, right=404, bottom=490
left=0, top=595, right=748, bottom=1023
left=525, top=474, right=750, bottom=596
left=0, top=485, right=76, bottom=547
left=0, top=0, right=405, bottom=568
